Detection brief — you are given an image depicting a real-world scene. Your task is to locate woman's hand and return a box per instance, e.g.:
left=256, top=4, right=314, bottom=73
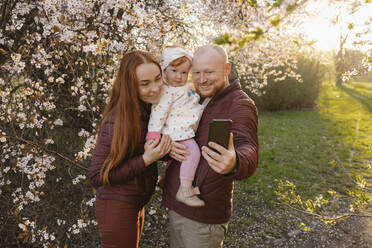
left=143, top=135, right=172, bottom=166
left=169, top=141, right=189, bottom=162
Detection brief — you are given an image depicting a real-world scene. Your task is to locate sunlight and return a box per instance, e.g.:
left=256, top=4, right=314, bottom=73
left=302, top=1, right=372, bottom=51
left=302, top=15, right=340, bottom=51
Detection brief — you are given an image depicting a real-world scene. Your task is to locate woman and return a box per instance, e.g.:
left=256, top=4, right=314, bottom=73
left=89, top=51, right=172, bottom=248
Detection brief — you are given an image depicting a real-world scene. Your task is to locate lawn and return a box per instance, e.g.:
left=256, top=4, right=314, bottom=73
left=241, top=81, right=372, bottom=202
left=140, top=81, right=372, bottom=247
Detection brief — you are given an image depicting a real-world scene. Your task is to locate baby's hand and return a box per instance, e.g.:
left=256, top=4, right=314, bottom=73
left=144, top=139, right=157, bottom=150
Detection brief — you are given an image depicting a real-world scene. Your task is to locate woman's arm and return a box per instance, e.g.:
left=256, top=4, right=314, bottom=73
left=88, top=119, right=172, bottom=188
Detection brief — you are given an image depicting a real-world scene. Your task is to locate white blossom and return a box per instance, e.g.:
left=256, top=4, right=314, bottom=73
left=53, top=119, right=63, bottom=126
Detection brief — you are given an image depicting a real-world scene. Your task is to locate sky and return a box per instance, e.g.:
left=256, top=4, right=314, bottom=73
left=301, top=1, right=372, bottom=51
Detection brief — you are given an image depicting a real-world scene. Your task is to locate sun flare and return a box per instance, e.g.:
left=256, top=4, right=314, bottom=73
left=301, top=2, right=372, bottom=51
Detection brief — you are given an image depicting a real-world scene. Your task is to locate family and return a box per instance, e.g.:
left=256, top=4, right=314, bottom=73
left=88, top=45, right=259, bottom=248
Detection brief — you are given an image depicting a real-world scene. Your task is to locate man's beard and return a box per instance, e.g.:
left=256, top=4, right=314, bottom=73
left=194, top=80, right=227, bottom=98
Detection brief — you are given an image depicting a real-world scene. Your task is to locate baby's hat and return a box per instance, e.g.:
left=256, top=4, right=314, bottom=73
left=161, top=46, right=192, bottom=70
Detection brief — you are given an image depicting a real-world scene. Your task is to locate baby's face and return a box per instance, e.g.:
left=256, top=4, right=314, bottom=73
left=164, top=60, right=191, bottom=87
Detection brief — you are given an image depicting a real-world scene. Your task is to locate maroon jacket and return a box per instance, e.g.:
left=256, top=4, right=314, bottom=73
left=162, top=80, right=259, bottom=224
left=88, top=103, right=158, bottom=208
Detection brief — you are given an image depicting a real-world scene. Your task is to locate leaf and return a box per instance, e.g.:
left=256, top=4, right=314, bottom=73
left=0, top=48, right=8, bottom=55
left=248, top=0, right=258, bottom=8
left=248, top=27, right=264, bottom=40
left=273, top=0, right=284, bottom=8
left=213, top=33, right=235, bottom=45
left=327, top=190, right=336, bottom=197
left=270, top=15, right=281, bottom=28
left=324, top=220, right=335, bottom=226
left=286, top=4, right=296, bottom=13
left=300, top=222, right=311, bottom=231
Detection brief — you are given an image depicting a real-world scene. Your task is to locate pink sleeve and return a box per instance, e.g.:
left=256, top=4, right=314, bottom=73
left=146, top=131, right=161, bottom=140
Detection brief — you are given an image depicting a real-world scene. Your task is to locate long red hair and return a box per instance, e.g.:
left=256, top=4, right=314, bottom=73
left=98, top=51, right=161, bottom=186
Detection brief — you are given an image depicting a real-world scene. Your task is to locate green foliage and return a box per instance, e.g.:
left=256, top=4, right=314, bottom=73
left=270, top=82, right=372, bottom=228
left=235, top=82, right=371, bottom=233
left=286, top=3, right=297, bottom=13
left=300, top=222, right=311, bottom=231
left=213, top=29, right=264, bottom=51
left=244, top=55, right=325, bottom=111
left=248, top=27, right=264, bottom=40
left=214, top=33, right=235, bottom=45
left=270, top=15, right=281, bottom=28
left=247, top=0, right=258, bottom=8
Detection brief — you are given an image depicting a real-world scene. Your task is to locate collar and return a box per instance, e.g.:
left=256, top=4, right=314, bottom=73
left=209, top=79, right=241, bottom=104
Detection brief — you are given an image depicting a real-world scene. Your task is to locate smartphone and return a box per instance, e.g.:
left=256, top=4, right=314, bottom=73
left=208, top=119, right=232, bottom=150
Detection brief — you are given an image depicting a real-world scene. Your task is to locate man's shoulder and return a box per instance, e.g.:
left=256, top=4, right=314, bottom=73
left=228, top=87, right=256, bottom=108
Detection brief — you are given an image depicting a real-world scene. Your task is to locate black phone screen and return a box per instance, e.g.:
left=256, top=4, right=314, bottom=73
left=207, top=119, right=232, bottom=150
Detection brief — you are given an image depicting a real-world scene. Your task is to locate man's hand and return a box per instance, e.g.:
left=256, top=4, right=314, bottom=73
left=169, top=141, right=189, bottom=162
left=201, top=132, right=236, bottom=174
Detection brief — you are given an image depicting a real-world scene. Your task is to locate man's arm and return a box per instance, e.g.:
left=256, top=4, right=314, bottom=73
left=229, top=97, right=258, bottom=180
left=201, top=96, right=258, bottom=179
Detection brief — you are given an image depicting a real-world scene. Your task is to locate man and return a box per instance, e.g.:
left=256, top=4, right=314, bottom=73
left=162, top=45, right=259, bottom=247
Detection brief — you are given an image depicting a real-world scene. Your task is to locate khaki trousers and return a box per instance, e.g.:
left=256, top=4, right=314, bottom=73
left=168, top=210, right=228, bottom=248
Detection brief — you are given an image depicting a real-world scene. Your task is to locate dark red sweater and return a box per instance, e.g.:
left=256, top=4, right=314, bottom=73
left=162, top=80, right=259, bottom=224
left=88, top=103, right=158, bottom=208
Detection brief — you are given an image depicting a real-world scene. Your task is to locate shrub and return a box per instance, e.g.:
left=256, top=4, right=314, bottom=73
left=241, top=56, right=325, bottom=111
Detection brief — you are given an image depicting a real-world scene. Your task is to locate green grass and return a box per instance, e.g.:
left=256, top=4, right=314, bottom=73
left=237, top=81, right=372, bottom=204
left=142, top=81, right=372, bottom=247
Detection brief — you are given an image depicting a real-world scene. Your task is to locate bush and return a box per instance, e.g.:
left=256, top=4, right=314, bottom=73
left=241, top=56, right=325, bottom=111
left=0, top=1, right=195, bottom=247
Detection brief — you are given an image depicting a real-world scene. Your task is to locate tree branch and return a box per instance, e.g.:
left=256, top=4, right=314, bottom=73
left=11, top=135, right=88, bottom=171
left=278, top=202, right=372, bottom=221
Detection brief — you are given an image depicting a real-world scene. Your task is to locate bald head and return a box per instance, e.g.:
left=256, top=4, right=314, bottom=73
left=194, top=45, right=228, bottom=64
left=191, top=45, right=231, bottom=97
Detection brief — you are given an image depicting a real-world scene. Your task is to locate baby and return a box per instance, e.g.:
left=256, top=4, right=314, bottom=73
left=146, top=46, right=209, bottom=207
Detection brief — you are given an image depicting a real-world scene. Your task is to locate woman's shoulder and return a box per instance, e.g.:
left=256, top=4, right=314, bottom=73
left=102, top=111, right=115, bottom=126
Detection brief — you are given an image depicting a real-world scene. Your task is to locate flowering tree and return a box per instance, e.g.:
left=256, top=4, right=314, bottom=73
left=322, top=0, right=372, bottom=84
left=206, top=0, right=313, bottom=94
left=0, top=0, right=204, bottom=246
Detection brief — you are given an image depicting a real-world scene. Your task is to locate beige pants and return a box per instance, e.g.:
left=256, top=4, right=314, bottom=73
left=168, top=210, right=228, bottom=248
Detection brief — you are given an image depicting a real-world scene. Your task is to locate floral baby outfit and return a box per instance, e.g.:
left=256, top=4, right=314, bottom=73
left=146, top=83, right=209, bottom=141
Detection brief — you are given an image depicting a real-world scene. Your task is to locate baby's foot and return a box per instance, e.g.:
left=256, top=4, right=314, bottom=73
left=176, top=186, right=205, bottom=207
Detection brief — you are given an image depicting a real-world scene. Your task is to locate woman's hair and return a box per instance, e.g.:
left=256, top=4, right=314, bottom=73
left=98, top=50, right=161, bottom=186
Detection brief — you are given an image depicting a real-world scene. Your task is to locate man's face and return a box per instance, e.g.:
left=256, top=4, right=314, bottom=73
left=191, top=50, right=230, bottom=98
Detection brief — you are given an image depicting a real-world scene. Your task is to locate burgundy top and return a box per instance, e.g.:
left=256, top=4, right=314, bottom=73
left=162, top=80, right=259, bottom=224
left=88, top=103, right=158, bottom=208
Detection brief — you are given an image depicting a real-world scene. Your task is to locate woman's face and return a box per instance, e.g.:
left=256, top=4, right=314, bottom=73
left=136, top=63, right=163, bottom=104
